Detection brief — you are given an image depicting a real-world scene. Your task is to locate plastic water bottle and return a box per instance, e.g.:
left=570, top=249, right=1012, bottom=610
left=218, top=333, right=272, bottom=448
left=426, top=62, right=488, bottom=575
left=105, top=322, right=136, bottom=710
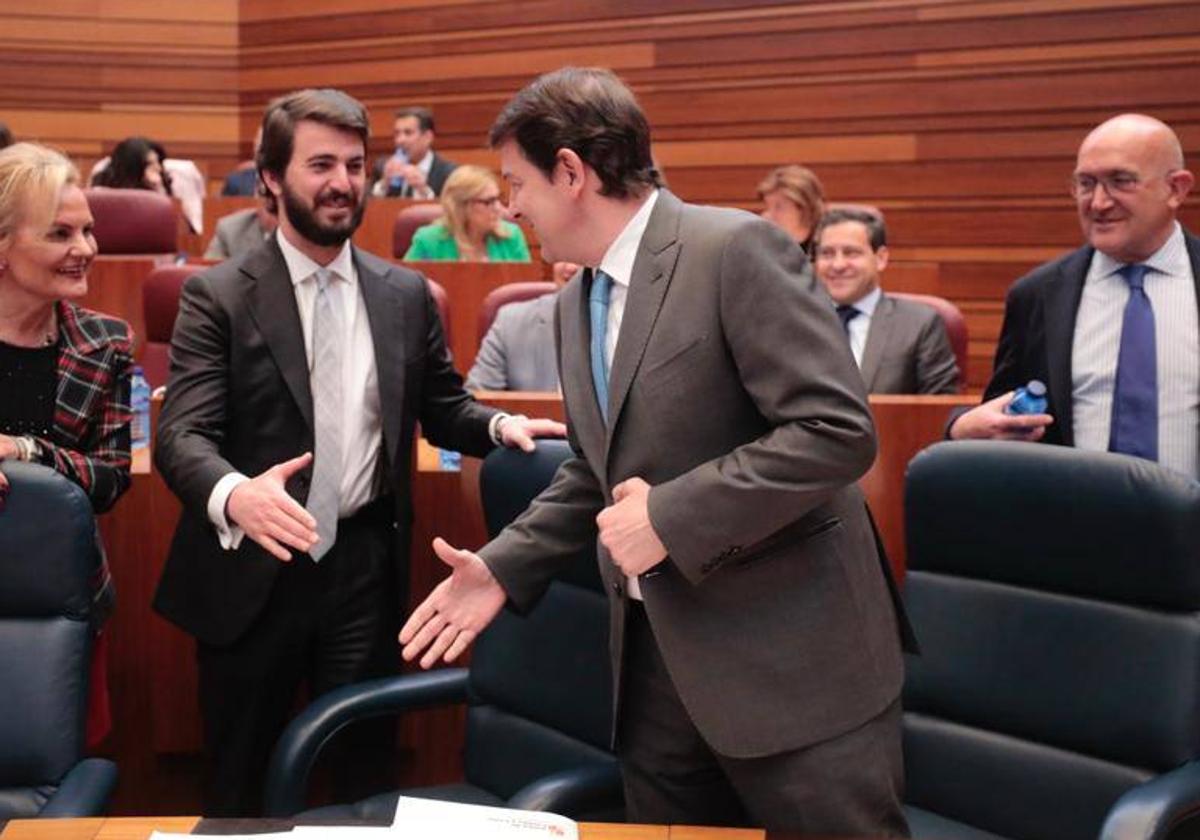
left=130, top=366, right=151, bottom=451
left=1005, top=379, right=1048, bottom=416
left=438, top=449, right=462, bottom=472
left=388, top=148, right=409, bottom=194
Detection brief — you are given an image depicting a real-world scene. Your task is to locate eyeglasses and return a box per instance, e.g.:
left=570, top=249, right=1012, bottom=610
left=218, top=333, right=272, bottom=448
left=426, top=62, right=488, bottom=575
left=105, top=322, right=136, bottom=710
left=1069, top=171, right=1164, bottom=199
left=470, top=196, right=503, bottom=208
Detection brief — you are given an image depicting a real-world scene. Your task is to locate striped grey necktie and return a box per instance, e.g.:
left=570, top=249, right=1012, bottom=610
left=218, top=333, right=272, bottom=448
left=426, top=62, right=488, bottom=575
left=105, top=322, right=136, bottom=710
left=306, top=267, right=342, bottom=561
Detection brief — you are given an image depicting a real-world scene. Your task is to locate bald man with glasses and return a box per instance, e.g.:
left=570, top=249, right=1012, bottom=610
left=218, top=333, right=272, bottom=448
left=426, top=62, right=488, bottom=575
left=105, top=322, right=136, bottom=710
left=949, top=113, right=1198, bottom=479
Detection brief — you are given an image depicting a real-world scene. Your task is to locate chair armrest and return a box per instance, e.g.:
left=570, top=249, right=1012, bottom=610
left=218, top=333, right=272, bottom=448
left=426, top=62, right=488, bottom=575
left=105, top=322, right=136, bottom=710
left=507, top=761, right=623, bottom=819
left=1101, top=759, right=1200, bottom=840
left=39, top=759, right=117, bottom=817
left=263, top=668, right=469, bottom=817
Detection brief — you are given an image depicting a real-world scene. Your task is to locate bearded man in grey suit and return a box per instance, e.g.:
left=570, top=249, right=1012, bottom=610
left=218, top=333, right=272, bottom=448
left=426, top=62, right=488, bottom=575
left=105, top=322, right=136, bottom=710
left=401, top=67, right=913, bottom=836
left=814, top=208, right=959, bottom=395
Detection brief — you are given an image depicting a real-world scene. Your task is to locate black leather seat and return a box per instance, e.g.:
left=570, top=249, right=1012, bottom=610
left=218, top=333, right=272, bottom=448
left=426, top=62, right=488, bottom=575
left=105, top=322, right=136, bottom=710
left=902, top=441, right=1200, bottom=840
left=0, top=462, right=118, bottom=817
left=263, top=440, right=622, bottom=821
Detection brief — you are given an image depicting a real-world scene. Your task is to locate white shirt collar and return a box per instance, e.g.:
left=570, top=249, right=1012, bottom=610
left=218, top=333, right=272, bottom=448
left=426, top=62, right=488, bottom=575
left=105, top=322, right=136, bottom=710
left=847, top=285, right=883, bottom=317
left=596, top=190, right=660, bottom=288
left=276, top=228, right=356, bottom=287
left=1091, top=221, right=1186, bottom=281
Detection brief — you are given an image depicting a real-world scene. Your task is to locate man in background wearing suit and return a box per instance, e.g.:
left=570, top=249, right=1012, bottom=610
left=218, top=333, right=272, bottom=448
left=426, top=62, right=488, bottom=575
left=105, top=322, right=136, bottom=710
left=203, top=200, right=277, bottom=261
left=465, top=260, right=579, bottom=392
left=949, top=114, right=1197, bottom=478
left=154, top=88, right=563, bottom=816
left=400, top=67, right=912, bottom=836
left=813, top=208, right=959, bottom=394
left=370, top=106, right=457, bottom=198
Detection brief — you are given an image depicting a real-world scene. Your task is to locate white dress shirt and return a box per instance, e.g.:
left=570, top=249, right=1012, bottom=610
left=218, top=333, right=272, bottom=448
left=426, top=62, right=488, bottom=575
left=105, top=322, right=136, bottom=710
left=206, top=230, right=384, bottom=549
left=1071, top=222, right=1199, bottom=478
left=842, top=286, right=882, bottom=368
left=595, top=189, right=660, bottom=599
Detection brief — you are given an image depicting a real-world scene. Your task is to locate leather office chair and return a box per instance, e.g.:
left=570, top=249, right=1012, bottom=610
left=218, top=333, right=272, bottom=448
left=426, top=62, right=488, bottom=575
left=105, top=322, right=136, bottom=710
left=903, top=441, right=1200, bottom=840
left=142, top=263, right=204, bottom=388
left=0, top=462, right=118, bottom=818
left=889, top=291, right=969, bottom=389
left=392, top=203, right=443, bottom=258
left=477, top=282, right=557, bottom=343
left=85, top=188, right=178, bottom=254
left=263, top=440, right=622, bottom=821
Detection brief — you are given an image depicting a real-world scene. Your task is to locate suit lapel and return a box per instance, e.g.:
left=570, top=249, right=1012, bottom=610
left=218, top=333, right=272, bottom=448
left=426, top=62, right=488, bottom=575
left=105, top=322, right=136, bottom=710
left=605, top=192, right=683, bottom=447
left=356, top=250, right=404, bottom=464
left=858, top=295, right=894, bottom=392
left=246, top=240, right=313, bottom=432
left=1043, top=246, right=1091, bottom=447
left=1186, top=231, right=1200, bottom=447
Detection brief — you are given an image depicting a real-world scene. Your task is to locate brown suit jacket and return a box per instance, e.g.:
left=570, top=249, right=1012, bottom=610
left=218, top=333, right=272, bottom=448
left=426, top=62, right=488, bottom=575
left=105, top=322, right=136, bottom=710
left=860, top=293, right=959, bottom=394
left=479, top=191, right=907, bottom=758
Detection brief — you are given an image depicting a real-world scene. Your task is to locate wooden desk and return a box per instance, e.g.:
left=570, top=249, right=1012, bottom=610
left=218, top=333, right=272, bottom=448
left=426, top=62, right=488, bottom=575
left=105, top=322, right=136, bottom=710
left=0, top=816, right=869, bottom=840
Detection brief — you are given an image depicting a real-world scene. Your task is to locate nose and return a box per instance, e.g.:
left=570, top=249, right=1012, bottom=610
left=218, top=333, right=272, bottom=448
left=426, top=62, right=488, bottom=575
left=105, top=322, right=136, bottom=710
left=1088, top=181, right=1115, bottom=212
left=75, top=230, right=97, bottom=258
left=328, top=164, right=353, bottom=192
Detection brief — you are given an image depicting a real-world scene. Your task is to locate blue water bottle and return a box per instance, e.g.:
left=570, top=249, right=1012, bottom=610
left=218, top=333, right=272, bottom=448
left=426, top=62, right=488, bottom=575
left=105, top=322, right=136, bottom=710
left=388, top=148, right=409, bottom=194
left=1005, top=379, right=1048, bottom=416
left=130, top=366, right=152, bottom=451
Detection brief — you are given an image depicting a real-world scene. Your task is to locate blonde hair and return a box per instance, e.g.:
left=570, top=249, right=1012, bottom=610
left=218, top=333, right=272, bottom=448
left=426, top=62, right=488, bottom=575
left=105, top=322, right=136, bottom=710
left=0, top=142, right=80, bottom=247
left=439, top=165, right=510, bottom=245
left=756, top=164, right=826, bottom=231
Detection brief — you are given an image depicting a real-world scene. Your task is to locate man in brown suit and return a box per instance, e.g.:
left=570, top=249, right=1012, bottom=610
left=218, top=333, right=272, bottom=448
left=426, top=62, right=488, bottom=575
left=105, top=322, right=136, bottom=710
left=400, top=67, right=912, bottom=836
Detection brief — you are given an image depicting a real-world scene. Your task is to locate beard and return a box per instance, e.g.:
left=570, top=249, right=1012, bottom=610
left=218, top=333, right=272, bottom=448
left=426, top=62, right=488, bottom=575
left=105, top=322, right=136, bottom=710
left=280, top=180, right=367, bottom=247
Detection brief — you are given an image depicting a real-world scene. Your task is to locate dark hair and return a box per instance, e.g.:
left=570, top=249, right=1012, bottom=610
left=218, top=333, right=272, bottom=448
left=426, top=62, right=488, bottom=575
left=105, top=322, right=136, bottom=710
left=813, top=207, right=888, bottom=251
left=395, top=106, right=434, bottom=133
left=93, top=136, right=170, bottom=194
left=257, top=88, right=370, bottom=213
left=0, top=122, right=13, bottom=149
left=488, top=67, right=662, bottom=199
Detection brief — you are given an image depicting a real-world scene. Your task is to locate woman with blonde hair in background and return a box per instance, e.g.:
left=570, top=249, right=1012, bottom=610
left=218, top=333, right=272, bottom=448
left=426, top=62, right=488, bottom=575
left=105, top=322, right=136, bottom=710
left=404, top=164, right=530, bottom=262
left=757, top=164, right=826, bottom=256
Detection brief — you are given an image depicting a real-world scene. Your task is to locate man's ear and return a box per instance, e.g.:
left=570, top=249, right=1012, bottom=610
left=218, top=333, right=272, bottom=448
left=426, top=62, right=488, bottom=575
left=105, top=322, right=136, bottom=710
left=555, top=149, right=587, bottom=194
left=874, top=245, right=890, bottom=272
left=260, top=168, right=283, bottom=199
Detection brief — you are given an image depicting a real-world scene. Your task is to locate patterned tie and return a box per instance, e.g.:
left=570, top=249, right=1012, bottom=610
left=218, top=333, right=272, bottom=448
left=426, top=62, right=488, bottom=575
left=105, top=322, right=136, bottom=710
left=1108, top=264, right=1158, bottom=461
left=306, top=268, right=343, bottom=561
left=836, top=304, right=860, bottom=335
left=589, top=270, right=613, bottom=423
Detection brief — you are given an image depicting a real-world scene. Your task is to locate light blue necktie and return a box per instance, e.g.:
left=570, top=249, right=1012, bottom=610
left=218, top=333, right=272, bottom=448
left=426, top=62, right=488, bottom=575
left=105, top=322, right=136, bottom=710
left=1108, top=264, right=1157, bottom=461
left=307, top=268, right=343, bottom=560
left=589, top=270, right=613, bottom=422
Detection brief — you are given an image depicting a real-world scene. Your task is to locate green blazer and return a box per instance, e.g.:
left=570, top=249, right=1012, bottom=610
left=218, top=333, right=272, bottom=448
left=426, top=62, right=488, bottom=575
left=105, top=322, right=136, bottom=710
left=403, top=221, right=531, bottom=262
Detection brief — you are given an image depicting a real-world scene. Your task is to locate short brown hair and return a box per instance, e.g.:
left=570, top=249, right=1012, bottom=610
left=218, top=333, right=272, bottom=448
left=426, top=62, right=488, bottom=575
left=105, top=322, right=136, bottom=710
left=757, top=165, right=826, bottom=231
left=489, top=67, right=661, bottom=199
left=813, top=207, right=888, bottom=251
left=396, top=106, right=435, bottom=133
left=256, top=88, right=369, bottom=212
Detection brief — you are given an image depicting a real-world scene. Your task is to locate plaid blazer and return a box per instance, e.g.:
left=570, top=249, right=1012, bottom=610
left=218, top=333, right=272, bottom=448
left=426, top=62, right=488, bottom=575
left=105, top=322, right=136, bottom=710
left=34, top=301, right=134, bottom=514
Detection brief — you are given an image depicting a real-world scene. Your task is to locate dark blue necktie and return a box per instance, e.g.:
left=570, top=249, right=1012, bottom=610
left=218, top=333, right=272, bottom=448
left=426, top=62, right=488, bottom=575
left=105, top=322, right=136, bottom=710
left=836, top=304, right=860, bottom=335
left=589, top=270, right=613, bottom=422
left=1108, top=263, right=1157, bottom=461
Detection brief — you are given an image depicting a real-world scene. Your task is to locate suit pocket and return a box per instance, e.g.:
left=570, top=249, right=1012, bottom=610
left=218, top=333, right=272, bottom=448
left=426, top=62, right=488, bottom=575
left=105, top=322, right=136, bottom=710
left=639, top=334, right=708, bottom=384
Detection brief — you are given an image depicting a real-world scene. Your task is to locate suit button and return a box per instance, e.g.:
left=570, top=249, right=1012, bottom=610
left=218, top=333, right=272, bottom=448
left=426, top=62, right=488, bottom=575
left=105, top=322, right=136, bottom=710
left=729, top=546, right=742, bottom=555
left=611, top=581, right=623, bottom=596
left=392, top=521, right=400, bottom=531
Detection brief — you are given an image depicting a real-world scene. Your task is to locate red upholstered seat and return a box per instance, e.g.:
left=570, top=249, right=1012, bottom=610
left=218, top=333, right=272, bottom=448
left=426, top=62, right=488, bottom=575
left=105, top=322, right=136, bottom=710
left=889, top=292, right=969, bottom=390
left=477, top=281, right=557, bottom=343
left=426, top=277, right=451, bottom=349
left=85, top=188, right=178, bottom=254
left=141, top=264, right=204, bottom=388
left=392, top=203, right=443, bottom=258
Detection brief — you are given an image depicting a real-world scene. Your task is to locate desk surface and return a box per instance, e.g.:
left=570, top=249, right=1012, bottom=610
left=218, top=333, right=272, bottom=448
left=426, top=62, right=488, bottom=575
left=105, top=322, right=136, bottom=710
left=0, top=817, right=870, bottom=840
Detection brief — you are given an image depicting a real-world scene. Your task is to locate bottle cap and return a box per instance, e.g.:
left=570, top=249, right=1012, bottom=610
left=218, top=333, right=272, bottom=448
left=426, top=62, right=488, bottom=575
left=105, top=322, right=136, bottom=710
left=1026, top=379, right=1046, bottom=396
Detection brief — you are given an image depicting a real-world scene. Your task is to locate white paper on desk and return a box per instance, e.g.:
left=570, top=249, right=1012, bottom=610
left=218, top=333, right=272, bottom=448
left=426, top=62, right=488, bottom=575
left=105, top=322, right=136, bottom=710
left=292, top=827, right=393, bottom=840
left=391, top=796, right=578, bottom=839
left=151, top=833, right=296, bottom=840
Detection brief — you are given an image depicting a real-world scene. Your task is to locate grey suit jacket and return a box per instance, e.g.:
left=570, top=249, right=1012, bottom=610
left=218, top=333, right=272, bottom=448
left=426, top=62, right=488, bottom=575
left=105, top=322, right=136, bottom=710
left=860, top=293, right=959, bottom=394
left=465, top=292, right=559, bottom=391
left=153, top=238, right=497, bottom=645
left=479, top=191, right=906, bottom=758
left=203, top=208, right=271, bottom=261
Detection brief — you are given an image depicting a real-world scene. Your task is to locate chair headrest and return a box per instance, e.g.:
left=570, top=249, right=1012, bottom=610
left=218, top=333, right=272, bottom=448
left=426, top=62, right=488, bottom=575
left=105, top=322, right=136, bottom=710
left=143, top=264, right=202, bottom=342
left=906, top=441, right=1200, bottom=610
left=0, top=463, right=99, bottom=618
left=85, top=188, right=178, bottom=254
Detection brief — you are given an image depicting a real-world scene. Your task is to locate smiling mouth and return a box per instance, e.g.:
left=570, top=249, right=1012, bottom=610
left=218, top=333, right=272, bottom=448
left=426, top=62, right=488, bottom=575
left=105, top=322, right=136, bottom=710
left=57, top=264, right=89, bottom=278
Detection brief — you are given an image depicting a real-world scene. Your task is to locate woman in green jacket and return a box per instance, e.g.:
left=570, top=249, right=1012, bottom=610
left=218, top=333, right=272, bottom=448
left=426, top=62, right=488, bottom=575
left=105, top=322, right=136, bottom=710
left=403, top=164, right=530, bottom=262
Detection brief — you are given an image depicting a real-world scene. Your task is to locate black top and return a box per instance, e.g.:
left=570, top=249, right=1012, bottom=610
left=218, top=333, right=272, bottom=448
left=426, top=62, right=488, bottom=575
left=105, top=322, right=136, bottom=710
left=0, top=339, right=57, bottom=438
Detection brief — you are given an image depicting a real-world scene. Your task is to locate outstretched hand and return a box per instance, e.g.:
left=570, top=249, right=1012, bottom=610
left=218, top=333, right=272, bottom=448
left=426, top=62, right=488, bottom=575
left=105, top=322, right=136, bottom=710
left=400, top=537, right=506, bottom=669
left=226, top=452, right=319, bottom=561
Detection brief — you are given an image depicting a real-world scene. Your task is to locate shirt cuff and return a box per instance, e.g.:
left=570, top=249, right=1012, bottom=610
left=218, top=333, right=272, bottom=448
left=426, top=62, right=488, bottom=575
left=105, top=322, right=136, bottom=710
left=207, top=472, right=250, bottom=550
left=488, top=412, right=511, bottom=446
